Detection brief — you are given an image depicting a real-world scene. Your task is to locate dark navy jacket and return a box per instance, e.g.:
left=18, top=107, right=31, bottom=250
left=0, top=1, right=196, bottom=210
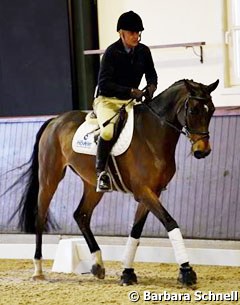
left=97, top=39, right=158, bottom=99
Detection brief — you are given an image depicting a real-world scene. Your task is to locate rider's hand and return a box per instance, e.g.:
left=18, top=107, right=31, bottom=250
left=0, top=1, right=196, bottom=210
left=130, top=88, right=144, bottom=101
left=144, top=84, right=157, bottom=102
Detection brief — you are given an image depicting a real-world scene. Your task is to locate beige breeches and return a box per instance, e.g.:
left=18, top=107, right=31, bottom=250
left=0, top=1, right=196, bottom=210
left=93, top=96, right=134, bottom=141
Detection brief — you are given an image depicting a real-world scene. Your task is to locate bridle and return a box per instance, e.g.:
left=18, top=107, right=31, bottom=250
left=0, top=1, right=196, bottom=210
left=145, top=94, right=212, bottom=144
left=182, top=95, right=212, bottom=143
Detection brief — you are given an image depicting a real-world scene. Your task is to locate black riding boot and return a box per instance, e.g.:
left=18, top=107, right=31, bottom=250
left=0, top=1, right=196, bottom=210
left=96, top=137, right=113, bottom=192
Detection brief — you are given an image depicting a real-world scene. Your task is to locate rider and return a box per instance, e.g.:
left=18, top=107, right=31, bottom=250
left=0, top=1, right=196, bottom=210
left=93, top=10, right=158, bottom=192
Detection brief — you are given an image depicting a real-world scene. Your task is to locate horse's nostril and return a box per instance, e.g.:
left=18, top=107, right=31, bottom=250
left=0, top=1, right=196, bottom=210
left=194, top=149, right=211, bottom=159
left=194, top=151, right=204, bottom=159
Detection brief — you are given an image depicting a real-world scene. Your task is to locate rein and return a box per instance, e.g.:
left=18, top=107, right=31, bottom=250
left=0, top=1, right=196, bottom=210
left=144, top=94, right=211, bottom=143
left=143, top=101, right=187, bottom=136
left=85, top=87, right=211, bottom=146
left=102, top=85, right=148, bottom=127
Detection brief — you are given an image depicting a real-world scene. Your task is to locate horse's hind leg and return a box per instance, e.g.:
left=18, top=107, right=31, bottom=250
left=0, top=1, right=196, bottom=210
left=73, top=181, right=105, bottom=279
left=120, top=203, right=149, bottom=285
left=33, top=163, right=66, bottom=280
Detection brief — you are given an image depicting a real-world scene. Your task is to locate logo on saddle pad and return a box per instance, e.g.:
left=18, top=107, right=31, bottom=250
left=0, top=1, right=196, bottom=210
left=72, top=108, right=134, bottom=156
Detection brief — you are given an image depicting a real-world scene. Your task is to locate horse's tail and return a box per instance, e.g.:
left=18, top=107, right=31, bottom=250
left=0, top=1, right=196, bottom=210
left=9, top=118, right=55, bottom=233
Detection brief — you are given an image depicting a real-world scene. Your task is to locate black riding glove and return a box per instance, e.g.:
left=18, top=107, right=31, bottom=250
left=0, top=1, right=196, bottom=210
left=130, top=88, right=144, bottom=101
left=144, top=84, right=157, bottom=102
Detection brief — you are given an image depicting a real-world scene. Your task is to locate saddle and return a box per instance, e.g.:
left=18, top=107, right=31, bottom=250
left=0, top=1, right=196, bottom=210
left=72, top=106, right=134, bottom=193
left=72, top=106, right=134, bottom=156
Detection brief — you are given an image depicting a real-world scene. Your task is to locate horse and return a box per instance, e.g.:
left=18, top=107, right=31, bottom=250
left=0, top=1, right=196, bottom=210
left=11, top=78, right=219, bottom=286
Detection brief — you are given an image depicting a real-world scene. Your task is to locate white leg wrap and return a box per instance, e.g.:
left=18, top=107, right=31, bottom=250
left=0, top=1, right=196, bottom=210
left=168, top=228, right=189, bottom=265
left=33, top=259, right=43, bottom=277
left=122, top=237, right=140, bottom=269
left=92, top=250, right=104, bottom=267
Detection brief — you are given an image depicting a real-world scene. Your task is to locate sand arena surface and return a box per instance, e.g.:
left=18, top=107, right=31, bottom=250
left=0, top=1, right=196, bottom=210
left=0, top=259, right=239, bottom=305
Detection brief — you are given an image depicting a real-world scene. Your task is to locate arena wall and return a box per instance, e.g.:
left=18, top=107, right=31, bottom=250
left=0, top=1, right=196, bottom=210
left=0, top=109, right=239, bottom=240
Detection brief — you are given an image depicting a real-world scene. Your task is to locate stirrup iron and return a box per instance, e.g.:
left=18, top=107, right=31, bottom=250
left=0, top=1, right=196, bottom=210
left=96, top=171, right=113, bottom=192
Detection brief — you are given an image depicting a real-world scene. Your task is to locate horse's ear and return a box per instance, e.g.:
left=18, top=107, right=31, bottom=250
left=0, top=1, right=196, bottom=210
left=184, top=79, right=194, bottom=94
left=207, top=79, right=219, bottom=93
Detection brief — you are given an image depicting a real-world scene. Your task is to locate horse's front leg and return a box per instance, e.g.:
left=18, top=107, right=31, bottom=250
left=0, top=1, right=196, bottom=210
left=73, top=182, right=105, bottom=279
left=136, top=188, right=197, bottom=287
left=121, top=203, right=149, bottom=285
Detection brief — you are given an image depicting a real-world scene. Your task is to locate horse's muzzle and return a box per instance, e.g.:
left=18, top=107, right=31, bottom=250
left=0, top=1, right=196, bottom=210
left=193, top=149, right=211, bottom=159
left=191, top=136, right=211, bottom=159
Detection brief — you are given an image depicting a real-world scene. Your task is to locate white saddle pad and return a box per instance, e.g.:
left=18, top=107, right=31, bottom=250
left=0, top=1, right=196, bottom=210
left=72, top=108, right=134, bottom=156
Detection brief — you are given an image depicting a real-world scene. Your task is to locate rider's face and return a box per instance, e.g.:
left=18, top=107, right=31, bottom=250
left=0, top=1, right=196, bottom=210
left=120, top=30, right=141, bottom=48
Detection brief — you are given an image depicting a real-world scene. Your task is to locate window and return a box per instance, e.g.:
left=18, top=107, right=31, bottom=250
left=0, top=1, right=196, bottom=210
left=226, top=0, right=240, bottom=86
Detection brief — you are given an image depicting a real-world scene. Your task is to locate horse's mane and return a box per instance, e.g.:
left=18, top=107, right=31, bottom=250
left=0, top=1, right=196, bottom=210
left=167, top=79, right=187, bottom=88
left=158, top=78, right=198, bottom=96
left=135, top=79, right=206, bottom=117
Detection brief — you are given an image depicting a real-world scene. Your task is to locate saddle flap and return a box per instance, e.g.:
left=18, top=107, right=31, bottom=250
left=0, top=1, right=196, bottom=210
left=72, top=107, right=134, bottom=156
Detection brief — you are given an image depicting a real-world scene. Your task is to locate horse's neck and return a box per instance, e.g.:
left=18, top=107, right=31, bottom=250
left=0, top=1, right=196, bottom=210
left=134, top=84, right=186, bottom=161
left=136, top=104, right=181, bottom=158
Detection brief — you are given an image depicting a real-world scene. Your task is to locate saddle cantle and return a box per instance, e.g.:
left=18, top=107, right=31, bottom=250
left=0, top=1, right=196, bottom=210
left=72, top=107, right=134, bottom=156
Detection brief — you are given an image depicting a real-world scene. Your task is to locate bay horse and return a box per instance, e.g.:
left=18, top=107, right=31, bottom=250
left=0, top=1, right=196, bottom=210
left=12, top=79, right=219, bottom=286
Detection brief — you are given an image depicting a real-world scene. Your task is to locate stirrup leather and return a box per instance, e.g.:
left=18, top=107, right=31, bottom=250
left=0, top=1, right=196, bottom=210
left=96, top=171, right=113, bottom=192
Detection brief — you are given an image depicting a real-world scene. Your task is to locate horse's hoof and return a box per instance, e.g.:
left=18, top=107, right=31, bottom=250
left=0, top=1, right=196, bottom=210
left=178, top=266, right=197, bottom=286
left=91, top=264, right=105, bottom=279
left=32, top=274, right=45, bottom=281
left=120, top=268, right=138, bottom=286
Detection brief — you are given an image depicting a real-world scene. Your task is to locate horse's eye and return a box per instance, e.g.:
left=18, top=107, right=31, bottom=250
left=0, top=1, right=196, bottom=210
left=189, top=107, right=199, bottom=115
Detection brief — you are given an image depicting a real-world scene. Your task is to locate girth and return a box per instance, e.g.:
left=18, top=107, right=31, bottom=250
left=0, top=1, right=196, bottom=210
left=108, top=155, right=132, bottom=194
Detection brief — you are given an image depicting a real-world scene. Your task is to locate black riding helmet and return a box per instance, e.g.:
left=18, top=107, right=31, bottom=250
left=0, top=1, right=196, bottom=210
left=117, top=11, right=144, bottom=32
